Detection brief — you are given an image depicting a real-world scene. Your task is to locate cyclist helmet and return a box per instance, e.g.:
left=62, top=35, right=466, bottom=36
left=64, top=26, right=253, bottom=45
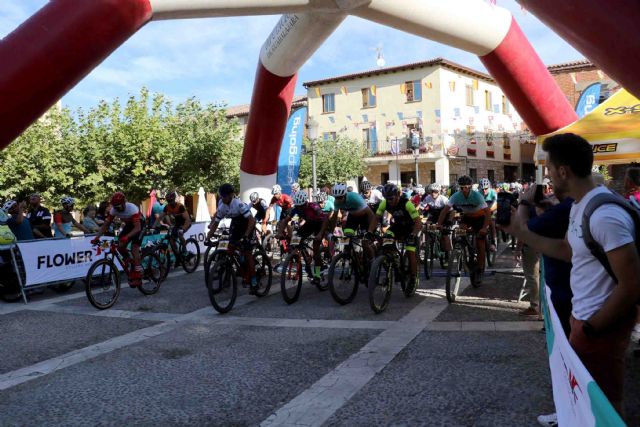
left=293, top=191, right=308, bottom=206
left=249, top=192, right=260, bottom=203
left=382, top=183, right=400, bottom=199
left=291, top=182, right=300, bottom=192
left=457, top=175, right=473, bottom=186
left=332, top=183, right=348, bottom=197
left=314, top=191, right=327, bottom=203
left=110, top=192, right=125, bottom=207
left=360, top=180, right=372, bottom=193
left=414, top=184, right=425, bottom=196
left=218, top=183, right=234, bottom=197
left=2, top=200, right=17, bottom=211
left=449, top=183, right=459, bottom=195
left=166, top=190, right=178, bottom=203
left=479, top=178, right=491, bottom=190
left=61, top=196, right=75, bottom=207
left=429, top=183, right=442, bottom=193
left=271, top=184, right=282, bottom=195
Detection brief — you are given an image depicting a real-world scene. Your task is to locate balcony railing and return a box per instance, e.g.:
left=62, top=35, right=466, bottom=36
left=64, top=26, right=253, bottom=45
left=363, top=137, right=443, bottom=158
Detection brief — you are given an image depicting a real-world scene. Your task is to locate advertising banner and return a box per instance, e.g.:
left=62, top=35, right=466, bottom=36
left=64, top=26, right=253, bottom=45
left=543, top=285, right=625, bottom=426
left=277, top=107, right=307, bottom=195
left=575, top=83, right=602, bottom=119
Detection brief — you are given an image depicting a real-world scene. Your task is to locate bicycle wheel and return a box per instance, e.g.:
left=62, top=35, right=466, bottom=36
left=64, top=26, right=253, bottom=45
left=280, top=252, right=303, bottom=304
left=253, top=246, right=272, bottom=297
left=328, top=252, right=359, bottom=305
left=51, top=281, right=75, bottom=293
left=180, top=237, right=201, bottom=273
left=445, top=248, right=463, bottom=303
left=206, top=256, right=237, bottom=313
left=465, top=244, right=480, bottom=288
left=486, top=234, right=497, bottom=267
left=85, top=259, right=121, bottom=310
left=138, top=253, right=163, bottom=295
left=424, top=236, right=434, bottom=280
left=368, top=255, right=394, bottom=314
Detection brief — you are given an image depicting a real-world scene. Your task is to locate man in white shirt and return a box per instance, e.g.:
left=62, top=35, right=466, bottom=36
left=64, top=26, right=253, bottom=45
left=504, top=133, right=640, bottom=415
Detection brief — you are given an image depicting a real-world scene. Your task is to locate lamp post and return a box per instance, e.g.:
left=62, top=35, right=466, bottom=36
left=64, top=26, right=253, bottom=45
left=413, top=148, right=420, bottom=185
left=307, top=117, right=319, bottom=194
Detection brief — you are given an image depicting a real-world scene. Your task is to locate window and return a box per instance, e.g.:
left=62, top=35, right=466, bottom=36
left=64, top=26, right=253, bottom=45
left=488, top=169, right=495, bottom=183
left=322, top=94, right=335, bottom=113
left=485, top=90, right=492, bottom=111
left=502, top=95, right=510, bottom=114
left=469, top=168, right=477, bottom=182
left=361, top=88, right=376, bottom=108
left=362, top=127, right=378, bottom=154
left=430, top=170, right=436, bottom=183
left=405, top=80, right=422, bottom=102
left=323, top=132, right=336, bottom=141
left=465, top=85, right=474, bottom=106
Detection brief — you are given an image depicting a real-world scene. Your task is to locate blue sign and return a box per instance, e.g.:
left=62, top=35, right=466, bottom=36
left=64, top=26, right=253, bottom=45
left=575, top=83, right=602, bottom=118
left=276, top=107, right=307, bottom=195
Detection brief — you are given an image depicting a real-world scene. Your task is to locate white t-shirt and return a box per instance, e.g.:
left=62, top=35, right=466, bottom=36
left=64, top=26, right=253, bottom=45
left=567, top=186, right=635, bottom=320
left=367, top=189, right=384, bottom=205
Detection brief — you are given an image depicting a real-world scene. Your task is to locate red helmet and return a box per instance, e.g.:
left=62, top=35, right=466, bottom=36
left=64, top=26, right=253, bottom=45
left=111, top=192, right=126, bottom=206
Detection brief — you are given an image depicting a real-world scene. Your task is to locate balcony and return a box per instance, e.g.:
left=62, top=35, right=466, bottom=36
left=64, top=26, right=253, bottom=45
left=363, top=137, right=445, bottom=162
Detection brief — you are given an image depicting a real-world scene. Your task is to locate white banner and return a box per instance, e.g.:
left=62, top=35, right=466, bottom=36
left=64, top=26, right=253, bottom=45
left=543, top=285, right=625, bottom=426
left=185, top=221, right=211, bottom=253
left=16, top=236, right=115, bottom=287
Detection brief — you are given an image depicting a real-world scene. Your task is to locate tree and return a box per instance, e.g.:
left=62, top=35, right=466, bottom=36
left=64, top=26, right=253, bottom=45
left=297, top=137, right=367, bottom=188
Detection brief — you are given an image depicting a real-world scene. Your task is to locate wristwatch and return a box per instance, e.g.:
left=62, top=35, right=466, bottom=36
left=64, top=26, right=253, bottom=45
left=582, top=320, right=597, bottom=337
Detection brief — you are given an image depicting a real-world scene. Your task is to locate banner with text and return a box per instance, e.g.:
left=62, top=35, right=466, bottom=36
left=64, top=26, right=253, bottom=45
left=543, top=285, right=625, bottom=426
left=277, top=107, right=307, bottom=195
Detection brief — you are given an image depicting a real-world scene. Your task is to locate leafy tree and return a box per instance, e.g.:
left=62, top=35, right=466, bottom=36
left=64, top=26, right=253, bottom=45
left=297, top=137, right=367, bottom=188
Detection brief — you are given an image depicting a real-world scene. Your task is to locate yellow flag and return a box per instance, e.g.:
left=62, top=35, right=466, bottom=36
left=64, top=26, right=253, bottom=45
left=400, top=83, right=406, bottom=94
left=449, top=81, right=455, bottom=92
left=315, top=87, right=321, bottom=97
left=370, top=85, right=376, bottom=96
left=472, top=79, right=478, bottom=90
left=424, top=81, right=432, bottom=89
left=570, top=73, right=577, bottom=84
left=340, top=86, right=348, bottom=96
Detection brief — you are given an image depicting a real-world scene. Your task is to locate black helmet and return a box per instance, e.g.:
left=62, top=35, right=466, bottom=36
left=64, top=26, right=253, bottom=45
left=218, top=183, right=234, bottom=197
left=382, top=183, right=399, bottom=199
left=457, top=175, right=473, bottom=186
left=360, top=181, right=372, bottom=192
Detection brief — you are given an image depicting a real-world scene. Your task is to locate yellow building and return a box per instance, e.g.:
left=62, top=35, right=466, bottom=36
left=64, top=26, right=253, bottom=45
left=303, top=57, right=534, bottom=186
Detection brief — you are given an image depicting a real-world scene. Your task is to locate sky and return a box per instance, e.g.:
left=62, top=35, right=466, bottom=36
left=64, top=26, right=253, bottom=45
left=0, top=0, right=583, bottom=112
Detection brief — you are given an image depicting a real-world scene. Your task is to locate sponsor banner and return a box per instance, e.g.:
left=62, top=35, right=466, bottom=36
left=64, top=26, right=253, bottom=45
left=575, top=83, right=602, bottom=119
left=543, top=285, right=624, bottom=426
left=277, top=107, right=307, bottom=195
left=17, top=236, right=116, bottom=287
left=184, top=221, right=211, bottom=252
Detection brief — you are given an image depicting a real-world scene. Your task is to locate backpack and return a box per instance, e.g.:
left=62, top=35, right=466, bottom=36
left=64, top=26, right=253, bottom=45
left=581, top=190, right=640, bottom=283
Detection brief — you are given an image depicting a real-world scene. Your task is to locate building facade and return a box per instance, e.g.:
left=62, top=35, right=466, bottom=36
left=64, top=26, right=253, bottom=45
left=303, top=58, right=531, bottom=186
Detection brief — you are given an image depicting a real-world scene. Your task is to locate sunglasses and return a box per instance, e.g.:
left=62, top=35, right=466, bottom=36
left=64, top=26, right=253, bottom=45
left=460, top=185, right=472, bottom=189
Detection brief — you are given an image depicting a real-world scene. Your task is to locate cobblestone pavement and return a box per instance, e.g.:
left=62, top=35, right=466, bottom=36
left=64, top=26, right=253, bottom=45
left=1, top=245, right=638, bottom=426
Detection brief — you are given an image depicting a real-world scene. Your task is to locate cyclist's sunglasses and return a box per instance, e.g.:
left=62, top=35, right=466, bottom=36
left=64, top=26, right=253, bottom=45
left=460, top=185, right=472, bottom=189
left=114, top=204, right=125, bottom=211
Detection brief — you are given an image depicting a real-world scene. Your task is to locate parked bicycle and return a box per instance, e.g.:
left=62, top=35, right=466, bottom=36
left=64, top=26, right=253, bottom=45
left=85, top=238, right=164, bottom=309
left=280, top=231, right=328, bottom=304
left=205, top=237, right=272, bottom=314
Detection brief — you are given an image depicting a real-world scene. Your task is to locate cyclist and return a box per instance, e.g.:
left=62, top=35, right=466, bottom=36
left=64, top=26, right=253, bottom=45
left=373, top=183, right=422, bottom=289
left=479, top=178, right=498, bottom=252
left=436, top=175, right=491, bottom=281
left=207, top=184, right=258, bottom=294
left=249, top=191, right=270, bottom=239
left=421, top=183, right=449, bottom=223
left=411, top=184, right=425, bottom=208
left=268, top=184, right=294, bottom=241
left=330, top=183, right=377, bottom=260
left=321, top=184, right=335, bottom=212
left=290, top=182, right=300, bottom=196
left=91, top=192, right=145, bottom=287
left=3, top=200, right=34, bottom=241
left=154, top=191, right=192, bottom=264
left=360, top=180, right=384, bottom=213
left=279, top=191, right=328, bottom=282
left=53, top=197, right=90, bottom=238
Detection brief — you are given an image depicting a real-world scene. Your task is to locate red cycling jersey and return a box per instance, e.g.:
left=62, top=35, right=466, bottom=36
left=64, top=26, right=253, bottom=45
left=107, top=202, right=141, bottom=225
left=270, top=194, right=293, bottom=211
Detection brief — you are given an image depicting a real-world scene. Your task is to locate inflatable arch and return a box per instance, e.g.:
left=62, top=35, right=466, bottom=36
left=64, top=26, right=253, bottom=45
left=1, top=0, right=637, bottom=201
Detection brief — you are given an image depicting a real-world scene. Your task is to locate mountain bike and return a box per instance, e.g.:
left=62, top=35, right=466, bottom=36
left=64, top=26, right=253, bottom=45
left=422, top=224, right=448, bottom=280
left=153, top=231, right=200, bottom=279
left=444, top=224, right=480, bottom=303
left=328, top=230, right=374, bottom=305
left=205, top=238, right=272, bottom=313
left=85, top=238, right=164, bottom=309
left=367, top=235, right=417, bottom=314
left=280, top=232, right=328, bottom=304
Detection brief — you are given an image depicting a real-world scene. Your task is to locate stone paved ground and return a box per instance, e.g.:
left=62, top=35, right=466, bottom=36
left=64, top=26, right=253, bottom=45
left=0, top=244, right=638, bottom=426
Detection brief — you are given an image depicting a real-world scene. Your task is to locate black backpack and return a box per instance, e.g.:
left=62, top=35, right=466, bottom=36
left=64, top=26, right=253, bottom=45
left=581, top=190, right=640, bottom=283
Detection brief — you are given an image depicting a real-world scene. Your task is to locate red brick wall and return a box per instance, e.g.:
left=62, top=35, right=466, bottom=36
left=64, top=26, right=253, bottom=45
left=550, top=68, right=611, bottom=109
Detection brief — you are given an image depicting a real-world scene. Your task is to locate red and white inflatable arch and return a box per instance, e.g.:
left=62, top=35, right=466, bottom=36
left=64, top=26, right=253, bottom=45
left=1, top=0, right=637, bottom=200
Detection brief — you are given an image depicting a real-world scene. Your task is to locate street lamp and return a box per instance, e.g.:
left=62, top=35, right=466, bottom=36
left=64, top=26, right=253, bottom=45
left=413, top=147, right=420, bottom=185
left=307, top=116, right=319, bottom=194
left=411, top=130, right=420, bottom=185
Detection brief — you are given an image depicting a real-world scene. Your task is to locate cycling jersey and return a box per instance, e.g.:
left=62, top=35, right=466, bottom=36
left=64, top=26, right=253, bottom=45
left=376, top=196, right=420, bottom=226
left=53, top=210, right=75, bottom=238
left=107, top=203, right=142, bottom=225
left=252, top=199, right=269, bottom=222
left=164, top=203, right=187, bottom=227
left=448, top=190, right=488, bottom=217
left=291, top=202, right=326, bottom=223
left=483, top=189, right=498, bottom=207
left=322, top=195, right=335, bottom=213
left=270, top=194, right=293, bottom=211
left=215, top=198, right=251, bottom=223
left=333, top=192, right=367, bottom=213
left=421, top=194, right=449, bottom=209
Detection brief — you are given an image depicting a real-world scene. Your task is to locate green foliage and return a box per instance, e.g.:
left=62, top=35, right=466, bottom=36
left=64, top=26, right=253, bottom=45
left=298, top=137, right=367, bottom=187
left=0, top=87, right=241, bottom=207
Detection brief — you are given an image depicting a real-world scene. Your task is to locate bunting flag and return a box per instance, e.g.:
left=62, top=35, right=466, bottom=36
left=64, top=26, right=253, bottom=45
left=328, top=116, right=335, bottom=124
left=370, top=85, right=377, bottom=96
left=314, top=87, right=321, bottom=97
left=472, top=79, right=479, bottom=90
left=474, top=106, right=480, bottom=114
left=449, top=81, right=456, bottom=92
left=454, top=108, right=461, bottom=117
left=570, top=73, right=577, bottom=84
left=424, top=81, right=433, bottom=89
left=400, top=83, right=406, bottom=94
left=397, top=112, right=404, bottom=120
left=346, top=115, right=352, bottom=121
left=596, top=70, right=604, bottom=79
left=381, top=112, right=387, bottom=117
left=340, top=86, right=348, bottom=96
left=416, top=110, right=422, bottom=118
left=435, top=109, right=441, bottom=118
left=362, top=114, right=368, bottom=123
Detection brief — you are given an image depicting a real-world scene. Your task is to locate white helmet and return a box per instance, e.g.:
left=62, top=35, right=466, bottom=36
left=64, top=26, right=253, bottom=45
left=479, top=178, right=491, bottom=189
left=428, top=183, right=441, bottom=193
left=2, top=200, right=17, bottom=211
left=271, top=184, right=282, bottom=195
left=61, top=196, right=75, bottom=206
left=249, top=192, right=259, bottom=203
left=414, top=184, right=425, bottom=195
left=291, top=182, right=300, bottom=192
left=332, top=183, right=348, bottom=197
left=293, top=191, right=308, bottom=206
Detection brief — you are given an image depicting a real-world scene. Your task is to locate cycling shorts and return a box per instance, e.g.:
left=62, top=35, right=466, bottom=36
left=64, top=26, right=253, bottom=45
left=121, top=219, right=145, bottom=246
left=462, top=215, right=485, bottom=233
left=298, top=221, right=323, bottom=240
left=343, top=213, right=369, bottom=236
left=170, top=224, right=190, bottom=239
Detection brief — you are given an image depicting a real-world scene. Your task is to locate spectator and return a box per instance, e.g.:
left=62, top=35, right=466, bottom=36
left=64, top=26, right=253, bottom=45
left=2, top=200, right=34, bottom=241
left=623, top=167, right=640, bottom=345
left=82, top=205, right=101, bottom=233
left=151, top=191, right=167, bottom=227
left=53, top=197, right=90, bottom=238
left=504, top=133, right=640, bottom=415
left=26, top=193, right=52, bottom=239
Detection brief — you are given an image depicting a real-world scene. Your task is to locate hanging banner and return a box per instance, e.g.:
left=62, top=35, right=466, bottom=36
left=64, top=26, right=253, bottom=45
left=543, top=285, right=625, bottom=426
left=575, top=83, right=602, bottom=119
left=276, top=107, right=307, bottom=195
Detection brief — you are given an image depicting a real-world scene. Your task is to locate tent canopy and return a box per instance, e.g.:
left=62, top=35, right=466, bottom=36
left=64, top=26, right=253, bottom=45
left=536, top=89, right=640, bottom=165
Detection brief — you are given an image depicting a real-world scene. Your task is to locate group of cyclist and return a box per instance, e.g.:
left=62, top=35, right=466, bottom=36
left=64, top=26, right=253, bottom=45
left=204, top=172, right=518, bottom=295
